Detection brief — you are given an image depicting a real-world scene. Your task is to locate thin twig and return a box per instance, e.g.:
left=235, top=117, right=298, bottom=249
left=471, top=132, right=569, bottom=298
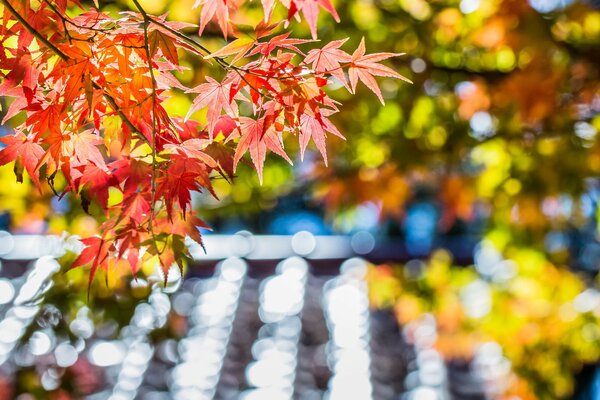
left=143, top=14, right=282, bottom=94
left=132, top=0, right=159, bottom=235
left=42, top=0, right=72, bottom=43
left=43, top=0, right=115, bottom=34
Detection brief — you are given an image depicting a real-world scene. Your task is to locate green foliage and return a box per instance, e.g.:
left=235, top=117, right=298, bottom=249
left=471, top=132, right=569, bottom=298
left=368, top=247, right=600, bottom=399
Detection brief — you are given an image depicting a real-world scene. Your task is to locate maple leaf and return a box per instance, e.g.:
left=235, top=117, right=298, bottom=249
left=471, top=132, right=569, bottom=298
left=186, top=77, right=237, bottom=136
left=0, top=51, right=40, bottom=106
left=114, top=224, right=146, bottom=276
left=206, top=21, right=281, bottom=62
left=0, top=133, right=44, bottom=186
left=305, top=38, right=351, bottom=88
left=148, top=28, right=179, bottom=65
left=211, top=115, right=237, bottom=139
left=206, top=36, right=255, bottom=63
left=120, top=192, right=151, bottom=225
left=141, top=218, right=198, bottom=285
left=247, top=32, right=312, bottom=57
left=55, top=59, right=100, bottom=106
left=111, top=158, right=152, bottom=196
left=233, top=116, right=292, bottom=183
left=299, top=109, right=344, bottom=165
left=348, top=38, right=411, bottom=104
left=194, top=0, right=240, bottom=38
left=26, top=102, right=63, bottom=140
left=261, top=0, right=276, bottom=22
left=154, top=233, right=189, bottom=285
left=40, top=129, right=107, bottom=179
left=71, top=236, right=116, bottom=293
left=282, top=0, right=340, bottom=40
left=156, top=157, right=215, bottom=217
left=157, top=211, right=210, bottom=249
left=163, top=138, right=219, bottom=169
left=299, top=0, right=340, bottom=40
left=205, top=141, right=236, bottom=179
left=70, top=130, right=108, bottom=170
left=237, top=71, right=277, bottom=105
left=75, top=163, right=119, bottom=210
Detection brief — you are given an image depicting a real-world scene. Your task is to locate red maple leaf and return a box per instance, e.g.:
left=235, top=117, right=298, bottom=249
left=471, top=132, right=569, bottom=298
left=121, top=192, right=151, bottom=225
left=71, top=236, right=116, bottom=293
left=75, top=163, right=119, bottom=210
left=0, top=132, right=44, bottom=185
left=156, top=157, right=215, bottom=217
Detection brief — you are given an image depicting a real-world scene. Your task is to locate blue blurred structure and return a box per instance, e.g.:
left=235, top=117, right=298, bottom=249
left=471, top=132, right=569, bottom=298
left=403, top=202, right=438, bottom=257
left=268, top=211, right=330, bottom=235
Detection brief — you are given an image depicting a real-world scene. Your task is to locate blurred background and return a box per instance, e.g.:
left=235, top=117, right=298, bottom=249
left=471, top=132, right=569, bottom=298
left=1, top=0, right=600, bottom=398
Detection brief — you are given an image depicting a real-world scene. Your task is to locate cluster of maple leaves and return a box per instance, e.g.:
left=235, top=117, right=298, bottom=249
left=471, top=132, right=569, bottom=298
left=0, top=0, right=408, bottom=288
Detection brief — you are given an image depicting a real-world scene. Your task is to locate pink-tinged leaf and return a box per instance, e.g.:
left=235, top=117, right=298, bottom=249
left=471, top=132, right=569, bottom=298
left=285, top=0, right=340, bottom=39
left=186, top=77, right=237, bottom=136
left=317, top=0, right=340, bottom=22
left=155, top=70, right=189, bottom=92
left=72, top=130, right=107, bottom=169
left=261, top=0, right=276, bottom=21
left=233, top=117, right=292, bottom=183
left=299, top=110, right=344, bottom=165
left=127, top=248, right=140, bottom=276
left=212, top=115, right=237, bottom=139
left=349, top=67, right=385, bottom=104
left=300, top=0, right=320, bottom=40
left=247, top=32, right=313, bottom=57
left=195, top=0, right=231, bottom=38
left=2, top=95, right=27, bottom=124
left=348, top=38, right=412, bottom=104
left=305, top=38, right=351, bottom=88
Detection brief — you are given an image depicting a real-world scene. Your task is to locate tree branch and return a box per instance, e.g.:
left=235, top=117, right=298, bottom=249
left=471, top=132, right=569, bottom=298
left=0, top=0, right=68, bottom=60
